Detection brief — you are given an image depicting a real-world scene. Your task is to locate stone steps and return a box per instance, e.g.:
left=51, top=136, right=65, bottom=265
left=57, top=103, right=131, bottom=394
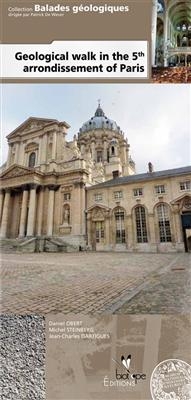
left=0, top=238, right=22, bottom=253
left=0, top=237, right=85, bottom=253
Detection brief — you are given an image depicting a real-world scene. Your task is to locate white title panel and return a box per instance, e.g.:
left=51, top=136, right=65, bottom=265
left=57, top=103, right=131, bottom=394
left=1, top=41, right=148, bottom=79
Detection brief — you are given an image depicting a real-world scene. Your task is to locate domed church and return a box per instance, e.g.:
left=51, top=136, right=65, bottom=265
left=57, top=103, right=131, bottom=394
left=77, top=102, right=135, bottom=182
left=0, top=104, right=191, bottom=253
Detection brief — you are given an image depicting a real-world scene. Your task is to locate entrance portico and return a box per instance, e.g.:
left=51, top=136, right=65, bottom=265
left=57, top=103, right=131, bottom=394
left=0, top=165, right=59, bottom=239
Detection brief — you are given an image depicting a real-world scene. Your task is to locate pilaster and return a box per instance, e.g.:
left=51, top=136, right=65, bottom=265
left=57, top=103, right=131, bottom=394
left=36, top=187, right=45, bottom=236
left=19, top=187, right=29, bottom=237
left=47, top=186, right=55, bottom=236
left=0, top=189, right=11, bottom=238
left=151, top=0, right=158, bottom=66
left=0, top=190, right=5, bottom=223
left=26, top=184, right=37, bottom=236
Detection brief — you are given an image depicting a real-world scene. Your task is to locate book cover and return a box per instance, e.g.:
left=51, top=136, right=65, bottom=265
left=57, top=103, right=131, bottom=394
left=0, top=1, right=191, bottom=399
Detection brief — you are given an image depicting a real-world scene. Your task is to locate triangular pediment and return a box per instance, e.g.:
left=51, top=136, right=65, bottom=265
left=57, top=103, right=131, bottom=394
left=0, top=164, right=37, bottom=179
left=171, top=194, right=191, bottom=205
left=7, top=117, right=58, bottom=139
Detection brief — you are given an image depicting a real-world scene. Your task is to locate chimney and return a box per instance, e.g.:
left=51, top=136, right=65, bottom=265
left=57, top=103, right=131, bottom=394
left=112, top=170, right=119, bottom=179
left=148, top=162, right=154, bottom=173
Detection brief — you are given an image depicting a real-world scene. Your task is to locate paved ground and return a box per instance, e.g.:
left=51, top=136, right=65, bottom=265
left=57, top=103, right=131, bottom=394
left=116, top=254, right=191, bottom=314
left=0, top=252, right=190, bottom=314
left=0, top=315, right=45, bottom=400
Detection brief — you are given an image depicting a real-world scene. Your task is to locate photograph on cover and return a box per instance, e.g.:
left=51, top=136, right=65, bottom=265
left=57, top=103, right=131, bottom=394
left=0, top=83, right=190, bottom=316
left=152, top=0, right=191, bottom=83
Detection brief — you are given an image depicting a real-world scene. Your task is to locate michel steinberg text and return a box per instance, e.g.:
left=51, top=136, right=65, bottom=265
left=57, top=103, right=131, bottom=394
left=1, top=41, right=148, bottom=78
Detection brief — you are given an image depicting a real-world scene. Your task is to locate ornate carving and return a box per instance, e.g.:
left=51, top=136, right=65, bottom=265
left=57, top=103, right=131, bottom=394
left=183, top=197, right=191, bottom=210
left=25, top=142, right=39, bottom=153
left=92, top=208, right=104, bottom=221
left=19, top=120, right=47, bottom=134
left=1, top=167, right=31, bottom=179
left=61, top=186, right=73, bottom=192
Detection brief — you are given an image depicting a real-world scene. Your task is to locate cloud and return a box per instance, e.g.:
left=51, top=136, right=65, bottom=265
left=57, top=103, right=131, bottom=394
left=1, top=84, right=190, bottom=172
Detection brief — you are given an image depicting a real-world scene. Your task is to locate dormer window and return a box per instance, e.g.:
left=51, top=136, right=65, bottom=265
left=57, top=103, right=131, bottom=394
left=28, top=152, right=36, bottom=168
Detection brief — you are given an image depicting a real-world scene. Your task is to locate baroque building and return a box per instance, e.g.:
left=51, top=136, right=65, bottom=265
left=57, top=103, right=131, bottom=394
left=0, top=104, right=191, bottom=253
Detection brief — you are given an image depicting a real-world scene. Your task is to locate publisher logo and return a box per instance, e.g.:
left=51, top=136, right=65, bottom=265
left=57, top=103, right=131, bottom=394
left=103, top=353, right=146, bottom=388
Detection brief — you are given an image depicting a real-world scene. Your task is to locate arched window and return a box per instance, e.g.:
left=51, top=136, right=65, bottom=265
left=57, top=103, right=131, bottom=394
left=157, top=204, right=171, bottom=242
left=135, top=206, right=148, bottom=243
left=28, top=152, right=36, bottom=168
left=115, top=208, right=125, bottom=243
left=111, top=146, right=115, bottom=155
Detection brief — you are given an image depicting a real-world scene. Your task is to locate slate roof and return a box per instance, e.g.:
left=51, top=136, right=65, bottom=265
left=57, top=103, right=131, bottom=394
left=87, top=166, right=191, bottom=190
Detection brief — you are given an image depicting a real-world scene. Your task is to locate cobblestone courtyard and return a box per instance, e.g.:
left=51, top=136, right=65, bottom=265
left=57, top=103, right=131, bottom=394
left=0, top=252, right=190, bottom=314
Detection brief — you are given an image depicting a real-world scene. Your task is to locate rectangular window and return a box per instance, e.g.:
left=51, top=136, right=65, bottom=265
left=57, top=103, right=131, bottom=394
left=64, top=193, right=71, bottom=201
left=155, top=185, right=165, bottom=194
left=95, top=221, right=104, bottom=243
left=94, top=193, right=103, bottom=202
left=133, top=188, right=143, bottom=197
left=114, top=191, right=123, bottom=199
left=180, top=181, right=191, bottom=191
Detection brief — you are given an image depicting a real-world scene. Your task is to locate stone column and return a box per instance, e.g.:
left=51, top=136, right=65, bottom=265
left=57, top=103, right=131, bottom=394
left=81, top=184, right=86, bottom=235
left=0, top=189, right=11, bottom=238
left=41, top=134, right=48, bottom=163
left=19, top=187, right=29, bottom=237
left=26, top=185, right=37, bottom=236
left=121, top=142, right=127, bottom=164
left=126, top=214, right=133, bottom=250
left=148, top=212, right=157, bottom=251
left=164, top=10, right=169, bottom=66
left=103, top=139, right=108, bottom=162
left=80, top=143, right=85, bottom=157
left=151, top=0, right=158, bottom=66
left=91, top=140, right=96, bottom=161
left=72, top=182, right=84, bottom=235
left=172, top=209, right=182, bottom=243
left=38, top=137, right=42, bottom=165
left=14, top=142, right=20, bottom=164
left=6, top=146, right=12, bottom=168
left=105, top=214, right=110, bottom=249
left=52, top=131, right=57, bottom=160
left=0, top=190, right=4, bottom=223
left=36, top=187, right=44, bottom=236
left=87, top=215, right=92, bottom=248
left=19, top=143, right=25, bottom=166
left=148, top=213, right=156, bottom=243
left=47, top=186, right=55, bottom=236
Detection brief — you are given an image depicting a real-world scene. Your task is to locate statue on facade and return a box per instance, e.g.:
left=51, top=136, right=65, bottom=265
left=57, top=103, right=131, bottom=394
left=63, top=206, right=70, bottom=225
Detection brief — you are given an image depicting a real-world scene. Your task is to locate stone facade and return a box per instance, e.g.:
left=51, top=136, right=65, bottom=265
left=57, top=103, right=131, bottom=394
left=0, top=106, right=191, bottom=252
left=87, top=169, right=191, bottom=252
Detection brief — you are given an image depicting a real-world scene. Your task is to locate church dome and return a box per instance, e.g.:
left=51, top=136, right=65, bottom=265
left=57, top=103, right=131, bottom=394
left=79, top=104, right=122, bottom=135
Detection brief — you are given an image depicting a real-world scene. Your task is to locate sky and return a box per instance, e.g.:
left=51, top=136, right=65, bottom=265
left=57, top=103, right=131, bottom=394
left=1, top=83, right=190, bottom=173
